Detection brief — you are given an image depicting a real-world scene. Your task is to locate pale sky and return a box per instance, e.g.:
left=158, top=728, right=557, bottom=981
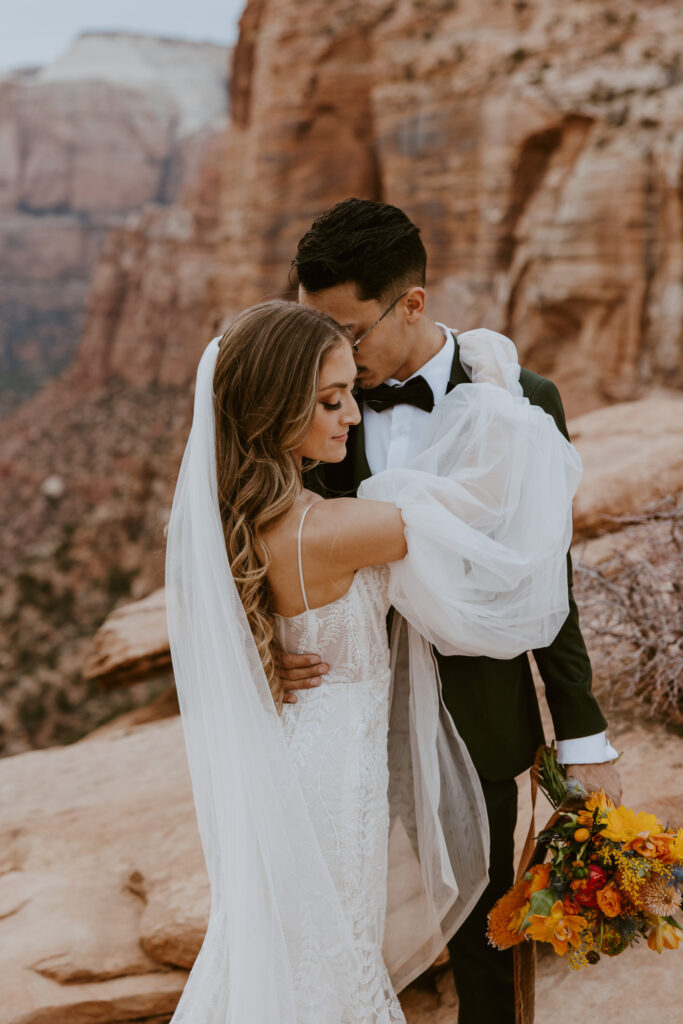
left=1, top=0, right=247, bottom=73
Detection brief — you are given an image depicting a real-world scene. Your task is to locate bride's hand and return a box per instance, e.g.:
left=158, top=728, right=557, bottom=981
left=278, top=652, right=328, bottom=704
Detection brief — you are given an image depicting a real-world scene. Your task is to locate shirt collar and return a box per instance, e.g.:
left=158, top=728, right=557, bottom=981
left=384, top=323, right=455, bottom=402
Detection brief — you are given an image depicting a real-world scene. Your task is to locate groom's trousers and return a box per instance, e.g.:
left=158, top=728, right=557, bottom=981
left=447, top=775, right=517, bottom=1024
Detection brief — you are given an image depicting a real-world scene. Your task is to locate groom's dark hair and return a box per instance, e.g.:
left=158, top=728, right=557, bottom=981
left=292, top=198, right=426, bottom=301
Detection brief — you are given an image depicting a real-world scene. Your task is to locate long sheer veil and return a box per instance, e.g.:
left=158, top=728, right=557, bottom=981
left=165, top=328, right=583, bottom=1020
left=165, top=339, right=361, bottom=1023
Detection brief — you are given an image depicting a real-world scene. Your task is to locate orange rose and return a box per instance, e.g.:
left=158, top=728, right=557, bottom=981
left=629, top=835, right=659, bottom=858
left=650, top=833, right=677, bottom=863
left=562, top=894, right=581, bottom=915
left=596, top=882, right=622, bottom=918
left=526, top=862, right=551, bottom=895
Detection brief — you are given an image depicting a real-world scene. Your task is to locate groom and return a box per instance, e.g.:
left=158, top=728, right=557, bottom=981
left=282, top=198, right=621, bottom=1023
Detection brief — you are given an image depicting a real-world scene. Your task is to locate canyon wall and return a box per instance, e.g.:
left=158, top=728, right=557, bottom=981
left=2, top=0, right=682, bottom=757
left=73, top=0, right=683, bottom=415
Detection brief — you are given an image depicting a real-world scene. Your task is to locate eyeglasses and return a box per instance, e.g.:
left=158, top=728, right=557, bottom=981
left=351, top=290, right=408, bottom=352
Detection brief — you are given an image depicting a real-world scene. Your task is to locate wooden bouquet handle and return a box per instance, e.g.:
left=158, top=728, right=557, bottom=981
left=513, top=747, right=577, bottom=1024
left=513, top=748, right=541, bottom=1024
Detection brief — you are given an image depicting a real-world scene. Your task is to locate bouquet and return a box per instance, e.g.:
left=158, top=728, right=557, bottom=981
left=487, top=745, right=683, bottom=969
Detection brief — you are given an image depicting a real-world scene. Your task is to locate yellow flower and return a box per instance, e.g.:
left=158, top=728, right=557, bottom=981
left=601, top=806, right=661, bottom=846
left=577, top=789, right=614, bottom=826
left=670, top=829, right=683, bottom=862
left=647, top=918, right=680, bottom=954
left=526, top=900, right=587, bottom=956
left=487, top=882, right=529, bottom=949
left=509, top=900, right=531, bottom=934
left=586, top=789, right=614, bottom=816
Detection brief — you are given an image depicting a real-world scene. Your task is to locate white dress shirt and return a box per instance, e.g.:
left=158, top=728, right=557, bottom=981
left=362, top=322, right=617, bottom=766
left=364, top=324, right=455, bottom=474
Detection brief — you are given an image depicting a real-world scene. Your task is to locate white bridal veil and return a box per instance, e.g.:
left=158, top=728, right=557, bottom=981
left=165, top=327, right=583, bottom=1022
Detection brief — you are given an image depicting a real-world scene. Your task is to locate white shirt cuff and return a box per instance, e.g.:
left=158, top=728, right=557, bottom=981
left=555, top=732, right=619, bottom=765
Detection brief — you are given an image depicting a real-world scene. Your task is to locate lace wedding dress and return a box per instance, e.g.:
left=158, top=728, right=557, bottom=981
left=164, top=328, right=583, bottom=1023
left=276, top=506, right=403, bottom=1021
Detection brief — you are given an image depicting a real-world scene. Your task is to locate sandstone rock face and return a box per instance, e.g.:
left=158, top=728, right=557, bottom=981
left=1, top=680, right=680, bottom=1022
left=72, top=129, right=228, bottom=392
left=83, top=587, right=171, bottom=688
left=0, top=718, right=200, bottom=1023
left=75, top=0, right=683, bottom=415
left=0, top=32, right=229, bottom=417
left=569, top=390, right=683, bottom=537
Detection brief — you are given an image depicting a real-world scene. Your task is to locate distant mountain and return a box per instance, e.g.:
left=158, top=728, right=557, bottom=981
left=0, top=32, right=229, bottom=417
left=32, top=30, right=229, bottom=138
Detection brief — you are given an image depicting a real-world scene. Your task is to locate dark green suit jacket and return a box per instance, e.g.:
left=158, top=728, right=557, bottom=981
left=306, top=334, right=608, bottom=781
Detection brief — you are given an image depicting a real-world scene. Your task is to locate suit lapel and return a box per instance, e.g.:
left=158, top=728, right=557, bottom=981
left=446, top=329, right=470, bottom=393
left=352, top=415, right=372, bottom=489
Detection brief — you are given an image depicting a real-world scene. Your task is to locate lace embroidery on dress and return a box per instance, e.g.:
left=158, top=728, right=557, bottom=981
left=275, top=563, right=405, bottom=1022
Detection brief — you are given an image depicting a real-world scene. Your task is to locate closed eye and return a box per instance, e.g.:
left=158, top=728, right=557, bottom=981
left=322, top=400, right=342, bottom=410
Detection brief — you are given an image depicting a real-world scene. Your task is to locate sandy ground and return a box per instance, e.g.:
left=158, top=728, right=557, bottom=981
left=399, top=693, right=683, bottom=1023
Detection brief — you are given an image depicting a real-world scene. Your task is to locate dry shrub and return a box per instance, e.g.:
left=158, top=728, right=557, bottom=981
left=574, top=497, right=682, bottom=726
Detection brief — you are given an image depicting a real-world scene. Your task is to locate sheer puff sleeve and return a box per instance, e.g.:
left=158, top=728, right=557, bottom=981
left=359, top=328, right=583, bottom=659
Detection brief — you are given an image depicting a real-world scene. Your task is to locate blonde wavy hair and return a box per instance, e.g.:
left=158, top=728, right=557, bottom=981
left=213, top=300, right=347, bottom=708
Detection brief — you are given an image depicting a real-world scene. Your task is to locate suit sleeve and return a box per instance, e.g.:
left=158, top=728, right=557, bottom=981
left=526, top=378, right=608, bottom=741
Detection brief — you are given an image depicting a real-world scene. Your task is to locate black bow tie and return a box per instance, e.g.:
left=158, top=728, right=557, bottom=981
left=360, top=375, right=435, bottom=413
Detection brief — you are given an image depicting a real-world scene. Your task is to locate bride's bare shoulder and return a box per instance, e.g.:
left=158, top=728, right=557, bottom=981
left=305, top=494, right=406, bottom=572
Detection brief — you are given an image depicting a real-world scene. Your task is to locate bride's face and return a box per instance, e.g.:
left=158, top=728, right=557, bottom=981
left=295, top=341, right=360, bottom=463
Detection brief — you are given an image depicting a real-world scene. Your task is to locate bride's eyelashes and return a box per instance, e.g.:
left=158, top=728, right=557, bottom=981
left=322, top=400, right=342, bottom=410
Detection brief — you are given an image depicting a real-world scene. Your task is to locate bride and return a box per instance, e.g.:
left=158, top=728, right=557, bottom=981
left=164, top=300, right=582, bottom=1023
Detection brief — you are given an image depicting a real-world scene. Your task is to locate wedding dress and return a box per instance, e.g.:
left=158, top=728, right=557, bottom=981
left=164, top=328, right=583, bottom=1023
left=276, top=551, right=403, bottom=1021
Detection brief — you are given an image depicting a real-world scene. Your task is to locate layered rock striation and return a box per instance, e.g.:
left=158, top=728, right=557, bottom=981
left=73, top=0, right=683, bottom=415
left=3, top=0, right=683, bottom=757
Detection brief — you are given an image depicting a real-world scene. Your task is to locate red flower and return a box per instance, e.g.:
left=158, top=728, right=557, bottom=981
left=574, top=864, right=608, bottom=908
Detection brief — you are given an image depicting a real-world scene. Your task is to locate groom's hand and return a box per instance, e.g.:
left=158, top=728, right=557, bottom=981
left=565, top=762, right=623, bottom=806
left=279, top=653, right=329, bottom=704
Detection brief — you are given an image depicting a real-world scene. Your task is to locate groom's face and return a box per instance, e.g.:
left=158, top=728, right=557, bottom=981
left=298, top=282, right=416, bottom=389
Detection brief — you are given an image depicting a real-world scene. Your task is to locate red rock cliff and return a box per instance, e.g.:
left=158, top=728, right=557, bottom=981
left=78, top=0, right=683, bottom=414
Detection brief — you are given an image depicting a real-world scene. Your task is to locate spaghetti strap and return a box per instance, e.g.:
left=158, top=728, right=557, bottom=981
left=297, top=503, right=315, bottom=612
